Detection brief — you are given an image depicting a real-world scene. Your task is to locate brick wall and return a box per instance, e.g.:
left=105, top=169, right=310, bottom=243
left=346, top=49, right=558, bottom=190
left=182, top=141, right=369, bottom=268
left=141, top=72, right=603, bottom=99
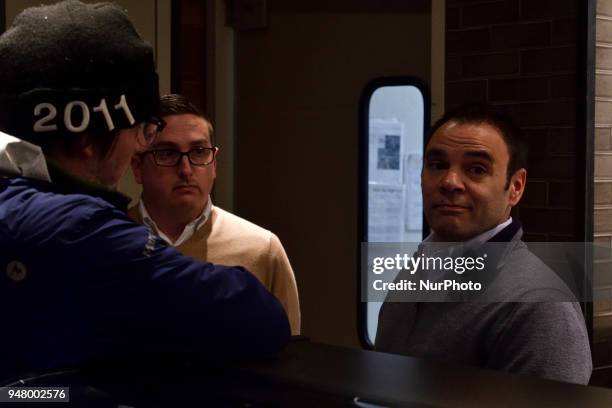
left=595, top=0, right=612, bottom=369
left=596, top=2, right=612, bottom=273
left=446, top=0, right=578, bottom=241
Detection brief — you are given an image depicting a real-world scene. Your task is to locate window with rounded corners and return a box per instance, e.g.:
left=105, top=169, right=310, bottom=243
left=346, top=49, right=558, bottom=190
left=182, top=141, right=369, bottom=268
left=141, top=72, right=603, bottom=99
left=358, top=77, right=430, bottom=349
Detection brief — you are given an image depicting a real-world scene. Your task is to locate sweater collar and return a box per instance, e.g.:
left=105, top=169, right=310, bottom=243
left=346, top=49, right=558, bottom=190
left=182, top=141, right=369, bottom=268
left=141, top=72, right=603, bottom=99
left=425, top=217, right=519, bottom=245
left=137, top=196, right=213, bottom=246
left=487, top=217, right=522, bottom=243
left=420, top=218, right=523, bottom=262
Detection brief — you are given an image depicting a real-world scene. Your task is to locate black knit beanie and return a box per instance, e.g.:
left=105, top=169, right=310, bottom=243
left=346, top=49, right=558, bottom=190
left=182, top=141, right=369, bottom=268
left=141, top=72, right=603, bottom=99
left=0, top=0, right=159, bottom=144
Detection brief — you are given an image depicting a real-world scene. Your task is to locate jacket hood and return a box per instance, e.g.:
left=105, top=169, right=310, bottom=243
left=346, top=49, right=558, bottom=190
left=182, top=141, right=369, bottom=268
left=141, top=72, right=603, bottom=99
left=0, top=131, right=50, bottom=181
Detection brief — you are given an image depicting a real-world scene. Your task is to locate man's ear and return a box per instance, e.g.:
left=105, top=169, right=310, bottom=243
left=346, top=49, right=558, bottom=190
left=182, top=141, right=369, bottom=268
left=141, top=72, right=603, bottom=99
left=212, top=147, right=219, bottom=179
left=508, top=168, right=527, bottom=207
left=131, top=154, right=143, bottom=185
left=72, top=134, right=95, bottom=159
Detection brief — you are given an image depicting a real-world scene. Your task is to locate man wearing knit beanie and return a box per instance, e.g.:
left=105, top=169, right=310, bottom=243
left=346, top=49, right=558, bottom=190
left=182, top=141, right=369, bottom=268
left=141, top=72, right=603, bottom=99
left=0, top=0, right=290, bottom=382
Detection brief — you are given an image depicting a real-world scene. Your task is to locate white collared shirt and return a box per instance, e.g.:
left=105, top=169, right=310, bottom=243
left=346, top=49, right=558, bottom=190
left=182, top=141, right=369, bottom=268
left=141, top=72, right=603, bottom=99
left=424, top=217, right=513, bottom=246
left=420, top=217, right=513, bottom=265
left=138, top=196, right=212, bottom=246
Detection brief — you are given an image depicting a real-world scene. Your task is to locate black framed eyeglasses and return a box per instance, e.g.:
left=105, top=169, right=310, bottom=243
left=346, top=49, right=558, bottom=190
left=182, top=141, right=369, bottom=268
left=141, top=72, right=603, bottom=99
left=137, top=117, right=167, bottom=147
left=144, top=147, right=218, bottom=167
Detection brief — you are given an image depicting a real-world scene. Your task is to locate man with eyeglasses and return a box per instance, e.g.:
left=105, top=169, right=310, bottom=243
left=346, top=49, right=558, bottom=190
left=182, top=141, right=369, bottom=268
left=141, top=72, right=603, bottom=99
left=130, top=94, right=301, bottom=335
left=0, top=1, right=289, bottom=382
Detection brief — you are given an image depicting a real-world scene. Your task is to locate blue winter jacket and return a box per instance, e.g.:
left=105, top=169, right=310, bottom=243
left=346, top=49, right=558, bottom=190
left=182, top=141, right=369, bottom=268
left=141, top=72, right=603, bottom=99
left=0, top=134, right=290, bottom=381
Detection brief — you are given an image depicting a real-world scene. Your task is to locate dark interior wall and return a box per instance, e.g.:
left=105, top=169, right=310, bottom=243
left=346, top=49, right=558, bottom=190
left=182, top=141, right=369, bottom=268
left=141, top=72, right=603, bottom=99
left=0, top=1, right=4, bottom=32
left=234, top=1, right=431, bottom=347
left=172, top=0, right=207, bottom=112
left=170, top=0, right=432, bottom=348
left=446, top=0, right=580, bottom=241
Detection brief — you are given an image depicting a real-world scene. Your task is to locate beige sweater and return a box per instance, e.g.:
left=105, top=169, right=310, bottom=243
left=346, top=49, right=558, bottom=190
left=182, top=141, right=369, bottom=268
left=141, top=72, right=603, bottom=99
left=129, top=204, right=301, bottom=334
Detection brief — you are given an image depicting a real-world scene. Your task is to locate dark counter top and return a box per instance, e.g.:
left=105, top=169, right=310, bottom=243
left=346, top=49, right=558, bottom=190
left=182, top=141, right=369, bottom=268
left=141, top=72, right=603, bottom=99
left=4, top=340, right=612, bottom=407
left=228, top=340, right=612, bottom=407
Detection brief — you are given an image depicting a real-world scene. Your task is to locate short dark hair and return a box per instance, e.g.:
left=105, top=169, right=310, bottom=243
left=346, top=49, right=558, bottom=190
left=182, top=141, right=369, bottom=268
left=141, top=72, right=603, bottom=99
left=159, top=94, right=215, bottom=146
left=427, top=104, right=528, bottom=188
